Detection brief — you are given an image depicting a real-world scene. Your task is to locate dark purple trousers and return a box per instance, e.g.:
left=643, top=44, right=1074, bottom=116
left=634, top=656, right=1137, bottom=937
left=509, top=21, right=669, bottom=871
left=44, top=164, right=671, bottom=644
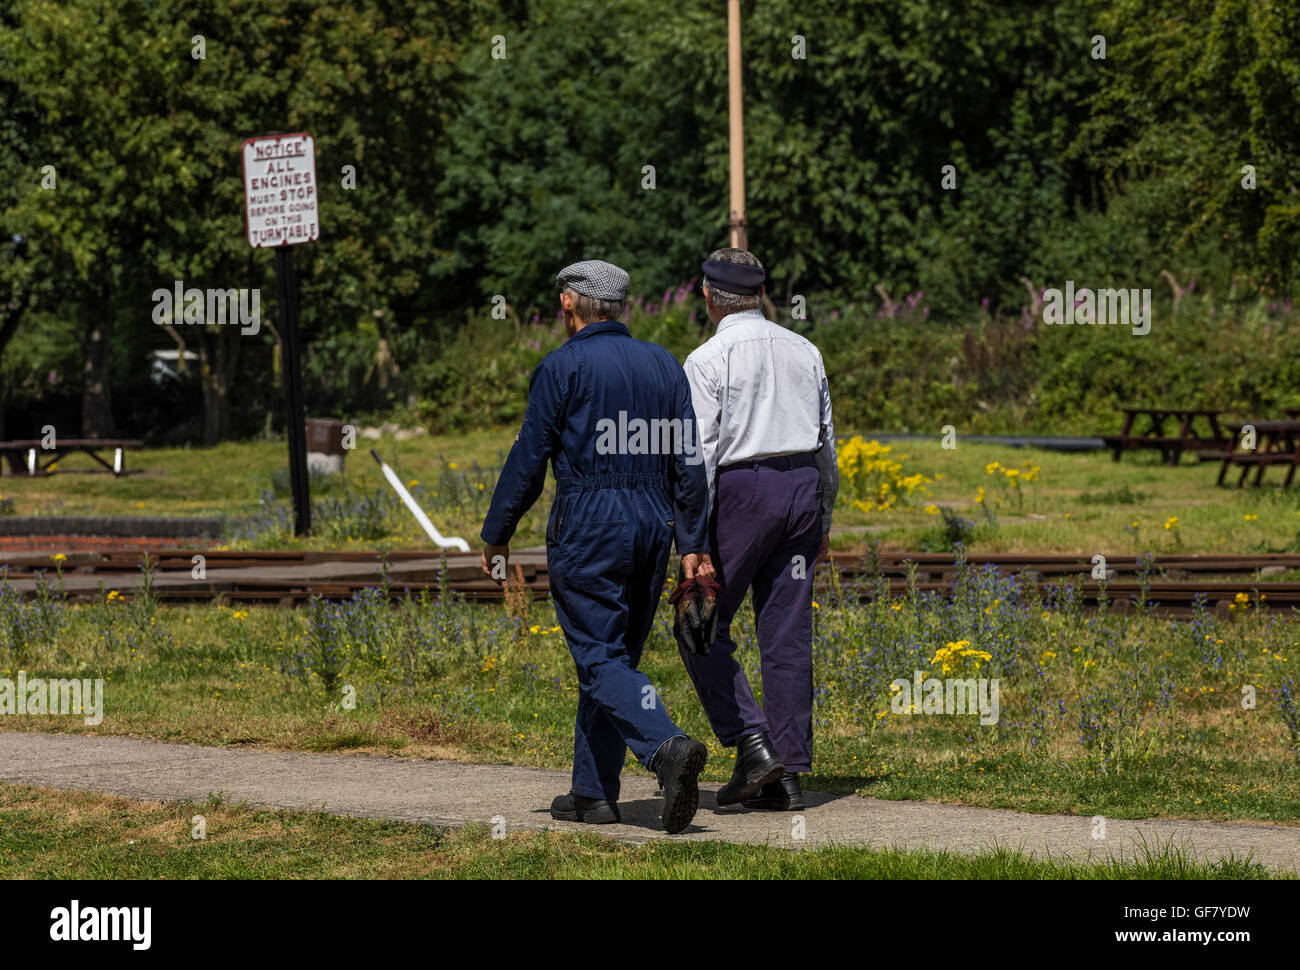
left=677, top=453, right=822, bottom=773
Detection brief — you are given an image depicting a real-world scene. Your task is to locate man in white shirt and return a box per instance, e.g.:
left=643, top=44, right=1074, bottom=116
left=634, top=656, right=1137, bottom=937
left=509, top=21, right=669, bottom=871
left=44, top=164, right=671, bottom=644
left=680, top=247, right=839, bottom=811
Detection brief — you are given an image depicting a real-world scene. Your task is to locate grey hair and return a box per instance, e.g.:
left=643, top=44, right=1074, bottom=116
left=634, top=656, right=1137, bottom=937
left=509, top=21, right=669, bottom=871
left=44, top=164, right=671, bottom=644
left=564, top=287, right=625, bottom=323
left=703, top=247, right=763, bottom=314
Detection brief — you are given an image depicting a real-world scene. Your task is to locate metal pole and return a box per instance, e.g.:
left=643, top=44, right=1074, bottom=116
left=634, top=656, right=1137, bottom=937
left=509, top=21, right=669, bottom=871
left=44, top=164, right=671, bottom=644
left=275, top=244, right=311, bottom=536
left=727, top=0, right=747, bottom=250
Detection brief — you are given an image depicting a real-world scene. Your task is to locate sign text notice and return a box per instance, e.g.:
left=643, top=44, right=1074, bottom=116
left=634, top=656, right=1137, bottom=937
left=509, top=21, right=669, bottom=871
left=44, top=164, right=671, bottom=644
left=242, top=132, right=319, bottom=248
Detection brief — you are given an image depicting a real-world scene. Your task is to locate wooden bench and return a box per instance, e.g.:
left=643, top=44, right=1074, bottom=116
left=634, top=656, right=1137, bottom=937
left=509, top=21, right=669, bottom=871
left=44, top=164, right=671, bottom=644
left=1100, top=406, right=1230, bottom=465
left=0, top=439, right=144, bottom=476
left=1200, top=420, right=1300, bottom=488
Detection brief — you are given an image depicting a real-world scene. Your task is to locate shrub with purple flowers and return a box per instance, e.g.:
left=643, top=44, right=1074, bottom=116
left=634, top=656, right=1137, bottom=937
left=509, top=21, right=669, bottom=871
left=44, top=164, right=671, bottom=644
left=0, top=567, right=65, bottom=668
left=1276, top=676, right=1300, bottom=759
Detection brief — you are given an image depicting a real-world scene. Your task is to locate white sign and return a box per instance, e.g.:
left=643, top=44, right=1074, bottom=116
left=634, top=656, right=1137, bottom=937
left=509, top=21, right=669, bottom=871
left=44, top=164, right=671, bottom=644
left=241, top=132, right=319, bottom=248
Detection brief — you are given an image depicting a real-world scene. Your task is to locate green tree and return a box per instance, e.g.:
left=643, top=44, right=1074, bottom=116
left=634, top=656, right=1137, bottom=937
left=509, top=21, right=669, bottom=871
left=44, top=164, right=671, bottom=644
left=1076, top=0, right=1300, bottom=295
left=1, top=0, right=486, bottom=442
left=436, top=0, right=1100, bottom=319
left=433, top=0, right=721, bottom=319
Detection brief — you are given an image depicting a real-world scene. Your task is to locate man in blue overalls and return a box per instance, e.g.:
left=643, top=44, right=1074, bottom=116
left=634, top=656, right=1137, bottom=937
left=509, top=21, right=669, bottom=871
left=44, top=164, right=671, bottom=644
left=481, top=259, right=714, bottom=834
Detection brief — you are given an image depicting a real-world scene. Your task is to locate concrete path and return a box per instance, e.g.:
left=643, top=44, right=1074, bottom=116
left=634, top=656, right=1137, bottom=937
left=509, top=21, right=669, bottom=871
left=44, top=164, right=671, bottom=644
left=1, top=732, right=1296, bottom=871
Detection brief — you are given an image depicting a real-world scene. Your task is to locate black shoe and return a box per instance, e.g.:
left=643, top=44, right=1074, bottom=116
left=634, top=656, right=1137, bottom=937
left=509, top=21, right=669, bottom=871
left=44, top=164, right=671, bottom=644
left=652, top=736, right=708, bottom=834
left=742, top=772, right=805, bottom=811
left=550, top=792, right=620, bottom=824
left=715, top=732, right=785, bottom=806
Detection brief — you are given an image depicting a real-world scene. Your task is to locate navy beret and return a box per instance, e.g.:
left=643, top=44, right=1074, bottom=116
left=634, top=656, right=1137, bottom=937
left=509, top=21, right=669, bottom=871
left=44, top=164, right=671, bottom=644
left=702, top=258, right=765, bottom=295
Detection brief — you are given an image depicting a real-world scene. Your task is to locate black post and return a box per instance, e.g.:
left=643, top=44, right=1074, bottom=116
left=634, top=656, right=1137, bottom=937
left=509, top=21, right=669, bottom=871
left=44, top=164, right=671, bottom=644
left=274, top=244, right=311, bottom=535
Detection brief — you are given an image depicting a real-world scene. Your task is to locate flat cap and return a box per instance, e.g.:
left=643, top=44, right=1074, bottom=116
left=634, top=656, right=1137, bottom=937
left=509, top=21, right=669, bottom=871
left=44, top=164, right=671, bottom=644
left=556, top=259, right=630, bottom=301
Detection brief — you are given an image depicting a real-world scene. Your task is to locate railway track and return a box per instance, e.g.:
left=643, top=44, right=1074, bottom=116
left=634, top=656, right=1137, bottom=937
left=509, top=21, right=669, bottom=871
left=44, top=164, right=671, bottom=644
left=2, top=547, right=1299, bottom=617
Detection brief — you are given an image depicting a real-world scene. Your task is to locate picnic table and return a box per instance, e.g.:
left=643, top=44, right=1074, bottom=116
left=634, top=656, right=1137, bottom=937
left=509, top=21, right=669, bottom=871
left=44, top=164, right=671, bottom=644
left=0, top=438, right=143, bottom=476
left=1100, top=406, right=1231, bottom=465
left=1203, top=420, right=1300, bottom=488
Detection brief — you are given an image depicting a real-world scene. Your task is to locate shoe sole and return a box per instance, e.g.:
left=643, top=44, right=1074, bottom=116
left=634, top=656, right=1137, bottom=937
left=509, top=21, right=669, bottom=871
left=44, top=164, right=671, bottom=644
left=715, top=757, right=785, bottom=807
left=661, top=741, right=708, bottom=834
left=740, top=796, right=806, bottom=812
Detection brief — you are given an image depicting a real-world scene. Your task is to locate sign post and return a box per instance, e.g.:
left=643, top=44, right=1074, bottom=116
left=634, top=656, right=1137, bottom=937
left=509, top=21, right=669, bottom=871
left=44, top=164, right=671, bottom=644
left=242, top=131, right=319, bottom=536
left=727, top=0, right=746, bottom=250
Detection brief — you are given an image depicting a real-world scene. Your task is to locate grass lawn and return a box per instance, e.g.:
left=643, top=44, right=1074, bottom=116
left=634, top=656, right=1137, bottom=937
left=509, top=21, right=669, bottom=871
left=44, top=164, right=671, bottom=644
left=2, top=559, right=1298, bottom=825
left=3, top=431, right=1299, bottom=837
left=2, top=432, right=1300, bottom=555
left=0, top=783, right=1281, bottom=879
left=849, top=437, right=1300, bottom=558
left=0, top=430, right=514, bottom=549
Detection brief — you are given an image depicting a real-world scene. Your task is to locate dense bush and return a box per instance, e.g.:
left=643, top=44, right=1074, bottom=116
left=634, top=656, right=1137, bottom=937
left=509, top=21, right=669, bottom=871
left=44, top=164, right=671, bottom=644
left=400, top=289, right=1300, bottom=436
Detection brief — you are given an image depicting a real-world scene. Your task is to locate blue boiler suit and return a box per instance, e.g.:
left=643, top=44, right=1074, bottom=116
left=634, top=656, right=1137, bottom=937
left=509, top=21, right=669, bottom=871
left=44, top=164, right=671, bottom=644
left=481, top=320, right=709, bottom=802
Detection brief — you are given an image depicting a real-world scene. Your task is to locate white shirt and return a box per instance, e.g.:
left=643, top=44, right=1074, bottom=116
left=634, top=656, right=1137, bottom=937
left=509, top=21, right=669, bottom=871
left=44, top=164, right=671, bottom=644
left=684, top=309, right=838, bottom=533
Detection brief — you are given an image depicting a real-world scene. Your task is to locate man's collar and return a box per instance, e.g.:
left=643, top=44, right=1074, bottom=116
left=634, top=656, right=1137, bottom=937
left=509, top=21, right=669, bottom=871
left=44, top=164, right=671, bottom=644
left=569, top=319, right=631, bottom=341
left=716, top=308, right=767, bottom=332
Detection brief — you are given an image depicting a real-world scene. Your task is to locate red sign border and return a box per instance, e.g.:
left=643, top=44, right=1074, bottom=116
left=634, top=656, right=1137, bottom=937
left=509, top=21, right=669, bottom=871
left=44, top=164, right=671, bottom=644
left=241, top=131, right=319, bottom=249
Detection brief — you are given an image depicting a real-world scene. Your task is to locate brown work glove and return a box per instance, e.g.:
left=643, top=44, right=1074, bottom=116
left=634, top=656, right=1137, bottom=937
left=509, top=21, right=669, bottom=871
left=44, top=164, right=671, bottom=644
left=669, top=570, right=720, bottom=656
